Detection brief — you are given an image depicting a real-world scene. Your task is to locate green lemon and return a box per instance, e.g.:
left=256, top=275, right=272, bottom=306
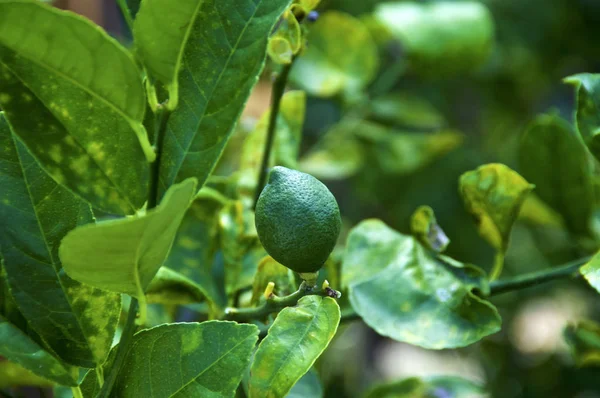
left=255, top=166, right=341, bottom=274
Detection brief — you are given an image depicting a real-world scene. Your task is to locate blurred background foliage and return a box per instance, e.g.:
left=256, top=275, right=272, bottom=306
left=5, top=0, right=600, bottom=397
left=247, top=0, right=600, bottom=396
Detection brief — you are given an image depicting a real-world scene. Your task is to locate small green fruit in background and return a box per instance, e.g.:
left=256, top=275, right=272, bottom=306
left=255, top=166, right=341, bottom=274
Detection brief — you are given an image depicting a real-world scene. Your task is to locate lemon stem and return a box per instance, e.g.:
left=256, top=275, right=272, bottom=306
left=253, top=57, right=296, bottom=209
left=224, top=282, right=340, bottom=322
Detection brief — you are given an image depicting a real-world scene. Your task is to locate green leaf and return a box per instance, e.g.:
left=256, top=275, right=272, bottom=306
left=250, top=256, right=296, bottom=305
left=518, top=193, right=565, bottom=229
left=59, top=178, right=197, bottom=300
left=0, top=315, right=78, bottom=386
left=249, top=296, right=341, bottom=398
left=238, top=90, right=306, bottom=205
left=565, top=73, right=600, bottom=162
left=267, top=9, right=302, bottom=65
left=146, top=266, right=207, bottom=305
left=374, top=2, right=494, bottom=76
left=0, top=0, right=151, bottom=215
left=352, top=122, right=464, bottom=175
left=285, top=368, right=323, bottom=398
left=164, top=188, right=228, bottom=311
left=367, top=94, right=446, bottom=130
left=459, top=163, right=533, bottom=254
left=85, top=321, right=259, bottom=397
left=364, top=376, right=485, bottom=398
left=564, top=320, right=600, bottom=367
left=0, top=360, right=56, bottom=388
left=291, top=11, right=379, bottom=97
left=519, top=114, right=594, bottom=236
left=410, top=205, right=450, bottom=253
left=580, top=252, right=600, bottom=295
left=342, top=220, right=500, bottom=349
left=299, top=124, right=364, bottom=180
left=153, top=0, right=291, bottom=196
left=0, top=113, right=120, bottom=368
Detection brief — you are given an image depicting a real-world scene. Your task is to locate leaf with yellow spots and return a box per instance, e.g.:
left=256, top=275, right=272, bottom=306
left=290, top=12, right=379, bottom=97
left=0, top=315, right=79, bottom=386
left=134, top=0, right=291, bottom=196
left=249, top=296, right=340, bottom=398
left=0, top=113, right=121, bottom=368
left=164, top=187, right=229, bottom=312
left=59, top=178, right=197, bottom=314
left=0, top=0, right=152, bottom=215
left=459, top=163, right=533, bottom=254
left=237, top=90, right=306, bottom=207
left=81, top=321, right=258, bottom=397
left=342, top=219, right=500, bottom=349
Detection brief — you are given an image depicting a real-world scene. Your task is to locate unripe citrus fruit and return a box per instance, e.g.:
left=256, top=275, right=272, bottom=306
left=255, top=166, right=341, bottom=273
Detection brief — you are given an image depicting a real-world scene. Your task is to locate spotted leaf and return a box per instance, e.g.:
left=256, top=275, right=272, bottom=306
left=0, top=113, right=121, bottom=368
left=342, top=219, right=500, bottom=349
left=0, top=0, right=152, bottom=215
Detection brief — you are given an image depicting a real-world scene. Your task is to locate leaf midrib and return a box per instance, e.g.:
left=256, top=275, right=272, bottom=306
left=165, top=330, right=256, bottom=397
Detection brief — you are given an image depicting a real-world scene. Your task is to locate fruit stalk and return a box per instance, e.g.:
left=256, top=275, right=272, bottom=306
left=253, top=58, right=296, bottom=208
left=224, top=282, right=340, bottom=322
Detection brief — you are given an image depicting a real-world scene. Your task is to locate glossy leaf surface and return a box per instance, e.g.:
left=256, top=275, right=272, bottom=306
left=343, top=220, right=500, bottom=349
left=0, top=113, right=120, bottom=368
left=156, top=0, right=291, bottom=196
left=291, top=11, right=379, bottom=97
left=519, top=114, right=594, bottom=236
left=0, top=0, right=150, bottom=215
left=59, top=178, right=197, bottom=297
left=249, top=296, right=340, bottom=398
left=85, top=321, right=258, bottom=397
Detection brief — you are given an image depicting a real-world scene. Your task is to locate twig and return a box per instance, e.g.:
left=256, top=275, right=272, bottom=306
left=489, top=256, right=591, bottom=296
left=224, top=282, right=339, bottom=322
left=253, top=60, right=295, bottom=208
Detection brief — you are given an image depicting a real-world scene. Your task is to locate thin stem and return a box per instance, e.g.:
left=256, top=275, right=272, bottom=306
left=489, top=256, right=591, bottom=296
left=147, top=107, right=171, bottom=209
left=253, top=61, right=295, bottom=208
left=71, top=386, right=83, bottom=398
left=116, top=0, right=134, bottom=33
left=225, top=282, right=338, bottom=322
left=489, top=251, right=505, bottom=281
left=97, top=298, right=139, bottom=398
